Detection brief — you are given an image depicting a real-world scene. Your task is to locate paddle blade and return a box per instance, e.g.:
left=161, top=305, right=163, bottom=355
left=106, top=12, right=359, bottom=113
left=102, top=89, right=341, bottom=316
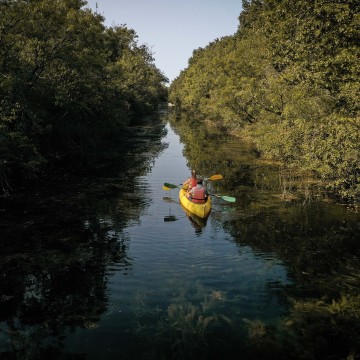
left=209, top=193, right=236, bottom=202
left=220, top=195, right=236, bottom=202
left=208, top=174, right=223, bottom=181
left=163, top=182, right=180, bottom=189
left=162, top=185, right=171, bottom=191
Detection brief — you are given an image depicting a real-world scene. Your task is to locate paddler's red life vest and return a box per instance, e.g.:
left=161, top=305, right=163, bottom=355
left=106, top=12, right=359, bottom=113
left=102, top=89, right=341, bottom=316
left=189, top=177, right=197, bottom=189
left=191, top=187, right=206, bottom=204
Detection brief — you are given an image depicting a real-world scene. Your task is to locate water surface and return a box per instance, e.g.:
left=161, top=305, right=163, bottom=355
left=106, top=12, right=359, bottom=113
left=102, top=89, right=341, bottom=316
left=0, top=111, right=358, bottom=360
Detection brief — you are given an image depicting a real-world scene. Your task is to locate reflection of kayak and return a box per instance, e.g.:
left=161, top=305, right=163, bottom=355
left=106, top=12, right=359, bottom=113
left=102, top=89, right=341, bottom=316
left=181, top=204, right=208, bottom=229
left=179, top=188, right=211, bottom=218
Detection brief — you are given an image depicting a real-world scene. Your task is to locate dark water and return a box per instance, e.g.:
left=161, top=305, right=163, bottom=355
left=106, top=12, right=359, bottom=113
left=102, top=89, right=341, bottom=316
left=0, top=110, right=359, bottom=360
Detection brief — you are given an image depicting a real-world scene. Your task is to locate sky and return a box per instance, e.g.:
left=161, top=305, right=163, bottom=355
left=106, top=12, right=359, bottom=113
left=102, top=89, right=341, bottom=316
left=85, top=0, right=243, bottom=83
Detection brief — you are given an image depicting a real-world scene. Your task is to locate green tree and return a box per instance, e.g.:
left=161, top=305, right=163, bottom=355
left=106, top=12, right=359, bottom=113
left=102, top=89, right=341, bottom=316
left=0, top=0, right=168, bottom=191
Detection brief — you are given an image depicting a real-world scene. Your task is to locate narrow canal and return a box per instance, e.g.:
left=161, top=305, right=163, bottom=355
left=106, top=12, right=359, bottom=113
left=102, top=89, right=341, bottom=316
left=0, top=109, right=359, bottom=359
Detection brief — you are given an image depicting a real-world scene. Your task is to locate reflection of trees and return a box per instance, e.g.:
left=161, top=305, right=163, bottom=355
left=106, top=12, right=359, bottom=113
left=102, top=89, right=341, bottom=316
left=221, top=203, right=360, bottom=359
left=221, top=204, right=359, bottom=289
left=0, top=115, right=168, bottom=358
left=0, top=214, right=125, bottom=357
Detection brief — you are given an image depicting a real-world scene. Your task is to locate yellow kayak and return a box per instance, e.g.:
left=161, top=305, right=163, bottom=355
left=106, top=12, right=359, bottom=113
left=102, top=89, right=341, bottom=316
left=179, top=188, right=212, bottom=218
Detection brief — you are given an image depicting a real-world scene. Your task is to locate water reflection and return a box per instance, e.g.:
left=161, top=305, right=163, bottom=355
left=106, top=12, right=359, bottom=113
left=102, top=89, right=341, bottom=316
left=0, top=115, right=169, bottom=359
left=163, top=215, right=178, bottom=222
left=0, top=214, right=129, bottom=357
left=0, top=110, right=358, bottom=360
left=181, top=204, right=208, bottom=234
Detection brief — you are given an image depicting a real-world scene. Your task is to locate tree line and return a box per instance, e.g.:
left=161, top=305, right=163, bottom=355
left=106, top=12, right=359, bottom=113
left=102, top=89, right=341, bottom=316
left=0, top=0, right=168, bottom=193
left=169, top=0, right=359, bottom=202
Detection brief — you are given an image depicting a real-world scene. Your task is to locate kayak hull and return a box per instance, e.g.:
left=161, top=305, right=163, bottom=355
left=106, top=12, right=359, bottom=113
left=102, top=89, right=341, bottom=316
left=179, top=188, right=212, bottom=218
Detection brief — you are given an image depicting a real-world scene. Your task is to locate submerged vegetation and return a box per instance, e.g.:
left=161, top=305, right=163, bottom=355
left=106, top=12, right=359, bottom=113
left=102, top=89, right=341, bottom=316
left=169, top=0, right=359, bottom=202
left=0, top=0, right=168, bottom=193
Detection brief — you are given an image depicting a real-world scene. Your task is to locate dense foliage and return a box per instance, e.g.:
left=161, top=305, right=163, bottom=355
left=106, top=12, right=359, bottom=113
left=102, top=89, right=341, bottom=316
left=0, top=0, right=168, bottom=192
left=169, top=0, right=359, bottom=202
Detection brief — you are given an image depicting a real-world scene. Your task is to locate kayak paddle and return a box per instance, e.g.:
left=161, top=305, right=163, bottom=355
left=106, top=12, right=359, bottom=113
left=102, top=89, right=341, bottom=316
left=164, top=174, right=222, bottom=190
left=163, top=182, right=181, bottom=189
left=163, top=183, right=236, bottom=202
left=206, top=174, right=223, bottom=181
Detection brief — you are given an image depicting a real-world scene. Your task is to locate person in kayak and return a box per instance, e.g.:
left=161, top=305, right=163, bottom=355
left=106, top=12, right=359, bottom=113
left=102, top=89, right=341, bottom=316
left=188, top=178, right=208, bottom=203
left=183, top=169, right=197, bottom=191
